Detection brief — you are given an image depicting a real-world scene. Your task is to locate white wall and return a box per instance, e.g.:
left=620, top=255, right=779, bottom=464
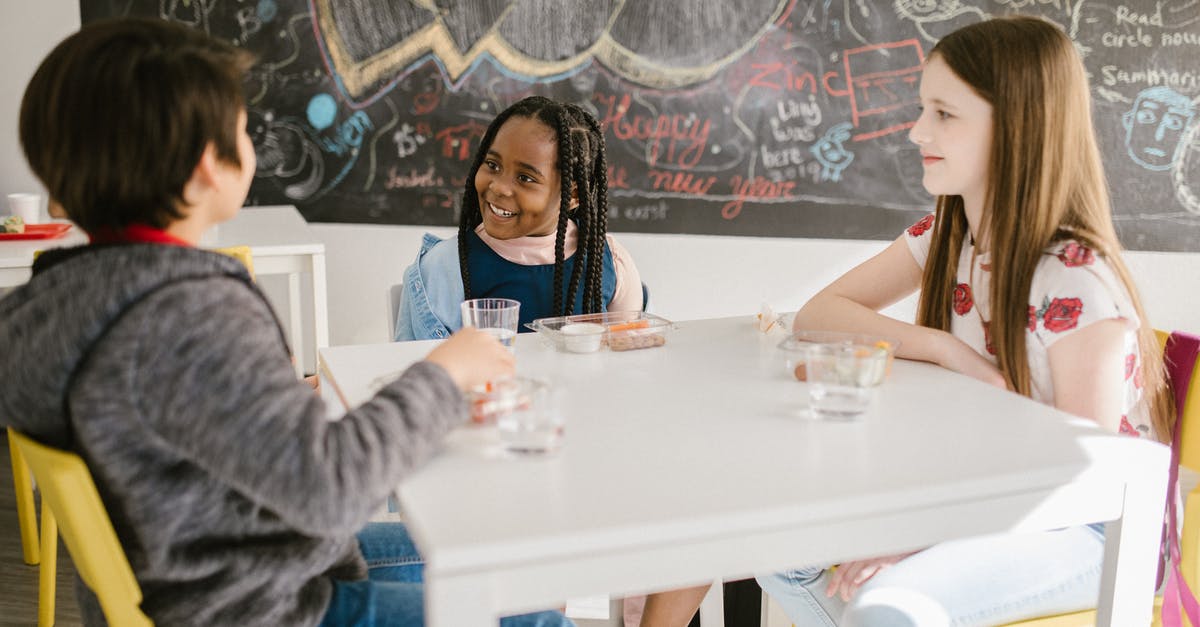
left=0, top=1, right=79, bottom=210
left=5, top=1, right=1198, bottom=350
left=311, top=223, right=914, bottom=346
left=311, top=223, right=1200, bottom=348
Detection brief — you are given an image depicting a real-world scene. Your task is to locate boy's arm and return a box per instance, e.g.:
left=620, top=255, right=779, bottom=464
left=133, top=278, right=464, bottom=536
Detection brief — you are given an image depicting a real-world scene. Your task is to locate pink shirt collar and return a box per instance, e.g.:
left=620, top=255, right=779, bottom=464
left=475, top=222, right=578, bottom=265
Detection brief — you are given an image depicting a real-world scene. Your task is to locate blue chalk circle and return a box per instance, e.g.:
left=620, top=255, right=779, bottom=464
left=307, top=94, right=338, bottom=131
left=257, top=0, right=278, bottom=22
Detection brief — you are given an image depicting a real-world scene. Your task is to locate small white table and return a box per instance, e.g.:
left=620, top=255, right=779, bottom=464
left=319, top=316, right=1169, bottom=627
left=0, top=205, right=327, bottom=375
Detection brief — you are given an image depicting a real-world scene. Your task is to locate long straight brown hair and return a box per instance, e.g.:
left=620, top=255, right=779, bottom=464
left=915, top=16, right=1174, bottom=441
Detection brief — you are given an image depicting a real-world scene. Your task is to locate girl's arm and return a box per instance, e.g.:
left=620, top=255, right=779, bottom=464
left=1046, top=318, right=1128, bottom=432
left=795, top=236, right=1005, bottom=387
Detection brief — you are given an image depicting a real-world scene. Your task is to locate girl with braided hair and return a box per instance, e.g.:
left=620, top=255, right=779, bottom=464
left=395, top=96, right=642, bottom=341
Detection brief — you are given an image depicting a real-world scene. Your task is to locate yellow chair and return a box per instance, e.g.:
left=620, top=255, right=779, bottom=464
left=1004, top=329, right=1200, bottom=627
left=214, top=245, right=255, bottom=280
left=9, top=430, right=153, bottom=627
left=10, top=430, right=40, bottom=566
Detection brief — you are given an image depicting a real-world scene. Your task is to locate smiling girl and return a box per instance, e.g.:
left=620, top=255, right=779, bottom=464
left=395, top=96, right=642, bottom=341
left=754, top=15, right=1173, bottom=626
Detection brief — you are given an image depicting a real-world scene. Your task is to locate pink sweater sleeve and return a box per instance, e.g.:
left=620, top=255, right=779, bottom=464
left=606, top=235, right=643, bottom=312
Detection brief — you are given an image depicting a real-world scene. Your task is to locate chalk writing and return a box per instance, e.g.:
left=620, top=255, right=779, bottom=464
left=596, top=93, right=711, bottom=169
left=723, top=175, right=797, bottom=220
left=83, top=0, right=1200, bottom=251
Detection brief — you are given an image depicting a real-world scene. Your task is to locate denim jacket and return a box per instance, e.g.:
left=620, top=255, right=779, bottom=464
left=394, top=233, right=463, bottom=341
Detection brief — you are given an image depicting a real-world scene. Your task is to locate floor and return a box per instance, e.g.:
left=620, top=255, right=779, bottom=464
left=1, top=430, right=82, bottom=627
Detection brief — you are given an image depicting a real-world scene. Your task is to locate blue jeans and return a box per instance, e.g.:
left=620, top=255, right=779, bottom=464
left=319, top=523, right=575, bottom=627
left=756, top=525, right=1105, bottom=627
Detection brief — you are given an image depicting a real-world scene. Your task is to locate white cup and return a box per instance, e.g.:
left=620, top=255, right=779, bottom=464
left=7, top=193, right=41, bottom=224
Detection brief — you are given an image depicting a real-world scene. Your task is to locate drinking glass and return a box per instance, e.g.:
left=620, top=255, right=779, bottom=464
left=802, top=341, right=891, bottom=420
left=461, top=298, right=520, bottom=350
left=491, top=377, right=563, bottom=454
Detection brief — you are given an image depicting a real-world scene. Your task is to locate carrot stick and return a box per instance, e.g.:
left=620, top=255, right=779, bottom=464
left=607, top=320, right=650, bottom=333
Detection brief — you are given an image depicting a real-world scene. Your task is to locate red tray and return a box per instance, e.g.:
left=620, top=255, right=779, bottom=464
left=0, top=223, right=72, bottom=240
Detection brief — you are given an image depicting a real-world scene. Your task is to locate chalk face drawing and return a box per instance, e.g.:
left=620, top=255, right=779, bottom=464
left=80, top=0, right=1200, bottom=250
left=1123, top=86, right=1197, bottom=171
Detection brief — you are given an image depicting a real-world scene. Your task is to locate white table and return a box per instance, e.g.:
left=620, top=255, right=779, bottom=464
left=319, top=316, right=1170, bottom=627
left=0, top=205, right=327, bottom=375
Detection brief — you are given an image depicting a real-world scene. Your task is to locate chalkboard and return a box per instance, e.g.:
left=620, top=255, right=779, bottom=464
left=80, top=1, right=1200, bottom=251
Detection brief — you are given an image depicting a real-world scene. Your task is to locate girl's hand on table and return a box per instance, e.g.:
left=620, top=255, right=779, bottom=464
left=827, top=551, right=919, bottom=601
left=936, top=333, right=1007, bottom=389
left=425, top=327, right=516, bottom=390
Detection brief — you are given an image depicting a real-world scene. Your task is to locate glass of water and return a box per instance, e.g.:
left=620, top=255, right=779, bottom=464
left=461, top=298, right=520, bottom=350
left=802, top=341, right=891, bottom=420
left=492, top=377, right=563, bottom=455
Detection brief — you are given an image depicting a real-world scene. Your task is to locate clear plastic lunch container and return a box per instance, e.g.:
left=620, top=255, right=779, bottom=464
left=526, top=311, right=675, bottom=352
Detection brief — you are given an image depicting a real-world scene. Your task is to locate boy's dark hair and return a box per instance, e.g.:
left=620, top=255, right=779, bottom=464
left=458, top=96, right=611, bottom=315
left=19, top=17, right=254, bottom=234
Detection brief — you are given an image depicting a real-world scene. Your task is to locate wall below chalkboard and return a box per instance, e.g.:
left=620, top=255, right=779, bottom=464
left=81, top=0, right=1200, bottom=251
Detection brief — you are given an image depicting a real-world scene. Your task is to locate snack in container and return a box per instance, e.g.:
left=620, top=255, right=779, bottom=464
left=778, top=330, right=899, bottom=383
left=526, top=311, right=673, bottom=352
left=605, top=319, right=666, bottom=351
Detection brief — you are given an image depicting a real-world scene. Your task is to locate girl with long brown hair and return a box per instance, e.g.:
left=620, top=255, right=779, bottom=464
left=756, top=15, right=1173, bottom=626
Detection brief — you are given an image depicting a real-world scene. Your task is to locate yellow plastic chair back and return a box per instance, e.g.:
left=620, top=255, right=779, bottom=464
left=214, top=245, right=255, bottom=280
left=1003, top=329, right=1200, bottom=627
left=9, top=430, right=153, bottom=627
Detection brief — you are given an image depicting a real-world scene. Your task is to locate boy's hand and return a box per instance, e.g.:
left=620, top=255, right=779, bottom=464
left=425, top=328, right=515, bottom=391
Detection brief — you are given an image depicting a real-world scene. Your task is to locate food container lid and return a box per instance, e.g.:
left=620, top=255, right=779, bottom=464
left=526, top=311, right=674, bottom=351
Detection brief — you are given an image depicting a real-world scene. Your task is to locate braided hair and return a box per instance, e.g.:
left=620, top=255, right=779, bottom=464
left=457, top=96, right=610, bottom=316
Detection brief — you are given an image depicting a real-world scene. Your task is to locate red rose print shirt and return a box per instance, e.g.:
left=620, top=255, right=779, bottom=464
left=904, top=215, right=1153, bottom=439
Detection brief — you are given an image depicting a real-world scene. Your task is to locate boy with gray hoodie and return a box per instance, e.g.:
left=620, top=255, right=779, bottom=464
left=0, top=17, right=571, bottom=627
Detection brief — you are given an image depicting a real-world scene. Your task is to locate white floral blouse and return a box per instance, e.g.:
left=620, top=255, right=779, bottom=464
left=903, top=214, right=1153, bottom=439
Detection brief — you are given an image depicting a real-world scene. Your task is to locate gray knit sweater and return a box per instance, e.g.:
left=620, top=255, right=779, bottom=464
left=0, top=243, right=466, bottom=626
